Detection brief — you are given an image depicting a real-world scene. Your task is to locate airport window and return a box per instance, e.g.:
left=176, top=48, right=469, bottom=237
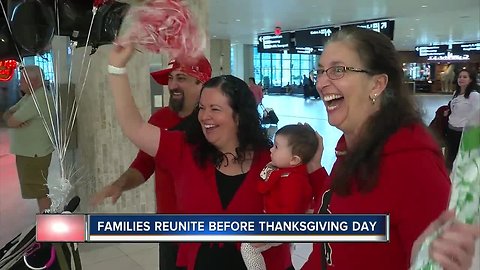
left=253, top=47, right=317, bottom=88
left=34, top=53, right=55, bottom=85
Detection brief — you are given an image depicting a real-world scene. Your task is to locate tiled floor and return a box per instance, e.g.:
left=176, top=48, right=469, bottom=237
left=2, top=94, right=479, bottom=269
left=78, top=243, right=158, bottom=270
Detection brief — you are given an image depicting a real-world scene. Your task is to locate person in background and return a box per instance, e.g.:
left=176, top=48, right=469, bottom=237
left=445, top=68, right=480, bottom=170
left=248, top=77, right=264, bottom=105
left=91, top=56, right=212, bottom=270
left=3, top=66, right=53, bottom=213
left=302, top=74, right=310, bottom=100
left=301, top=27, right=478, bottom=270
left=241, top=124, right=318, bottom=270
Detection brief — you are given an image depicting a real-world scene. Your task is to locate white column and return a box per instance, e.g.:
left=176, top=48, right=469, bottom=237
left=210, top=39, right=231, bottom=77
left=230, top=43, right=244, bottom=80
left=243, top=44, right=254, bottom=82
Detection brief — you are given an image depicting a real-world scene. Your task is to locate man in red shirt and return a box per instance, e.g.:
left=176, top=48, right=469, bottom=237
left=92, top=56, right=211, bottom=269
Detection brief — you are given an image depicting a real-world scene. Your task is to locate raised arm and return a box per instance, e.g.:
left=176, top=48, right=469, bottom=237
left=107, top=44, right=160, bottom=157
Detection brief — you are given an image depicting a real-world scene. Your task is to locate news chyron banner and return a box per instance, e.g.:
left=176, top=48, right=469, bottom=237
left=36, top=214, right=389, bottom=242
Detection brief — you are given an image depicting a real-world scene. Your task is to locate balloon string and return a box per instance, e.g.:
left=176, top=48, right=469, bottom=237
left=63, top=41, right=78, bottom=158
left=1, top=2, right=70, bottom=212
left=66, top=8, right=97, bottom=155
left=64, top=56, right=92, bottom=157
left=75, top=7, right=97, bottom=88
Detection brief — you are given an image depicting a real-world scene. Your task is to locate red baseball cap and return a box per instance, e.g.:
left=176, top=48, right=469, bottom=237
left=150, top=55, right=212, bottom=85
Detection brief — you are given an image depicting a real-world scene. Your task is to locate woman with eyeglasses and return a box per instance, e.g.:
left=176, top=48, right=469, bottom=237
left=105, top=43, right=300, bottom=269
left=300, top=27, right=479, bottom=270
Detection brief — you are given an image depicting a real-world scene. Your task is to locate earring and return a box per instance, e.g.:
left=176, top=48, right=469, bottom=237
left=369, top=93, right=378, bottom=105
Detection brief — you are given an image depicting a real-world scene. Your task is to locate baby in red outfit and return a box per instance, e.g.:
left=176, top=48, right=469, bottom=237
left=241, top=124, right=318, bottom=270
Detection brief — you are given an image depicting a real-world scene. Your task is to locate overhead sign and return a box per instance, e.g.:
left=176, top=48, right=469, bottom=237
left=427, top=52, right=470, bottom=61
left=289, top=46, right=323, bottom=55
left=451, top=42, right=480, bottom=55
left=415, top=45, right=449, bottom=57
left=257, top=32, right=293, bottom=53
left=346, top=20, right=395, bottom=40
left=294, top=27, right=339, bottom=47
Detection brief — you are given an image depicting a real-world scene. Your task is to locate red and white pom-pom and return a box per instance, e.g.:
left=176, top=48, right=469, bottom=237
left=119, top=0, right=206, bottom=62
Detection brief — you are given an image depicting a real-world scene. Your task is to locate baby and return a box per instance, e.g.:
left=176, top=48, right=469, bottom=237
left=241, top=124, right=318, bottom=270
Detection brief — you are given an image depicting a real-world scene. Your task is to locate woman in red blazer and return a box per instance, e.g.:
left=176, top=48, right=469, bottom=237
left=105, top=58, right=293, bottom=270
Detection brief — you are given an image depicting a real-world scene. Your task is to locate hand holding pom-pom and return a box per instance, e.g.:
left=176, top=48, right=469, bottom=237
left=118, top=0, right=206, bottom=62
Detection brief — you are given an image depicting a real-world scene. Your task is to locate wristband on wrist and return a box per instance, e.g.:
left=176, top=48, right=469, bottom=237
left=107, top=64, right=127, bottom=75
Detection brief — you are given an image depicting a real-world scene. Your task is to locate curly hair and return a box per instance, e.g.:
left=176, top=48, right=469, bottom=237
left=327, top=27, right=423, bottom=195
left=184, top=75, right=271, bottom=168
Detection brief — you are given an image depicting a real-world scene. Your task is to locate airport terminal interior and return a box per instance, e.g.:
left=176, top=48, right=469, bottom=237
left=1, top=0, right=479, bottom=269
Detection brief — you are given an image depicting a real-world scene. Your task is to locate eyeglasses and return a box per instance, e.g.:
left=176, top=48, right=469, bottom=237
left=316, top=66, right=371, bottom=80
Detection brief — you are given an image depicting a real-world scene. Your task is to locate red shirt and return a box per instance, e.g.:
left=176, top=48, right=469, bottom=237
left=258, top=164, right=312, bottom=214
left=156, top=131, right=292, bottom=270
left=302, top=123, right=451, bottom=270
left=129, top=107, right=182, bottom=213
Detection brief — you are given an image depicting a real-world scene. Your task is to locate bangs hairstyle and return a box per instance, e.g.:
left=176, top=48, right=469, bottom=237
left=184, top=75, right=271, bottom=167
left=327, top=27, right=422, bottom=195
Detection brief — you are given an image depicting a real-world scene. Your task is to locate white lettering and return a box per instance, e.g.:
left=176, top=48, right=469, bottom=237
left=97, top=221, right=151, bottom=232
left=209, top=221, right=255, bottom=232
left=97, top=221, right=104, bottom=231
left=353, top=221, right=375, bottom=231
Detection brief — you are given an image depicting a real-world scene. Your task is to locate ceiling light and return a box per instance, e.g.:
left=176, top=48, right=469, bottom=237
left=410, top=28, right=415, bottom=31
left=415, top=18, right=420, bottom=21
left=213, top=35, right=217, bottom=38
left=235, top=19, right=241, bottom=22
left=421, top=5, right=427, bottom=8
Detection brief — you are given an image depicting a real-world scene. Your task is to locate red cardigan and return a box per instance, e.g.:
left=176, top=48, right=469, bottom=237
left=302, top=123, right=451, bottom=270
left=130, top=107, right=182, bottom=213
left=156, top=131, right=291, bottom=270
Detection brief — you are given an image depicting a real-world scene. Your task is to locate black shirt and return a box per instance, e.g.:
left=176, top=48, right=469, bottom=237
left=194, top=170, right=247, bottom=270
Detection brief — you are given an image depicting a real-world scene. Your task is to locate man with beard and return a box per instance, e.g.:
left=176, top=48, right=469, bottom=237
left=92, top=56, right=211, bottom=269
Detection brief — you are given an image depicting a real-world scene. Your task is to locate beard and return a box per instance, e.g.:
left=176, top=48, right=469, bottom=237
left=169, top=94, right=184, bottom=112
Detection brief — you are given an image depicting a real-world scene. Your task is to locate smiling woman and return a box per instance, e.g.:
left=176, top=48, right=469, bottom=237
left=103, top=43, right=295, bottom=269
left=300, top=27, right=479, bottom=270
